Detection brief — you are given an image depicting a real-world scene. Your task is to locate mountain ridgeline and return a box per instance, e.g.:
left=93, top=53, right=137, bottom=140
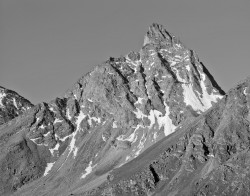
left=0, top=86, right=33, bottom=125
left=1, top=23, right=248, bottom=196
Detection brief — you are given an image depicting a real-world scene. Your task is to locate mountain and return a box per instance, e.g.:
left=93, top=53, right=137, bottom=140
left=0, top=86, right=33, bottom=125
left=92, top=77, right=250, bottom=196
left=0, top=23, right=225, bottom=196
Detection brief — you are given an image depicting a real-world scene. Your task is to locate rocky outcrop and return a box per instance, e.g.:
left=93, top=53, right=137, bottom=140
left=0, top=86, right=33, bottom=125
left=90, top=78, right=250, bottom=196
left=0, top=23, right=225, bottom=196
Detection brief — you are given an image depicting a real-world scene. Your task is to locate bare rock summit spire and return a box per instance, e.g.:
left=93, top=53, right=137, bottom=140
left=0, top=23, right=227, bottom=196
left=144, top=23, right=173, bottom=46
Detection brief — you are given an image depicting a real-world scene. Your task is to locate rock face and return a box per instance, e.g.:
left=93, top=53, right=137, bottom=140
left=93, top=78, right=250, bottom=196
left=0, top=86, right=33, bottom=125
left=0, top=23, right=226, bottom=196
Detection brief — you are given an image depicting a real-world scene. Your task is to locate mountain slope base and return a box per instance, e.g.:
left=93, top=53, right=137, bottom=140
left=84, top=78, right=250, bottom=196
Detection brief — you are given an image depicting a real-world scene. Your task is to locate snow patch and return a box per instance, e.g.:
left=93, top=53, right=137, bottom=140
left=153, top=132, right=158, bottom=140
left=116, top=124, right=142, bottom=143
left=171, top=66, right=185, bottom=83
left=175, top=43, right=181, bottom=48
left=81, top=161, right=97, bottom=179
left=182, top=83, right=205, bottom=112
left=125, top=156, right=131, bottom=161
left=49, top=143, right=60, bottom=155
left=125, top=125, right=141, bottom=143
left=126, top=58, right=141, bottom=73
left=68, top=111, right=86, bottom=158
left=102, top=134, right=107, bottom=142
left=199, top=73, right=223, bottom=106
left=30, top=138, right=48, bottom=146
left=147, top=110, right=156, bottom=128
left=162, top=105, right=176, bottom=136
left=169, top=60, right=177, bottom=66
left=129, top=104, right=177, bottom=157
left=35, top=117, right=41, bottom=125
left=244, top=88, right=247, bottom=95
left=0, top=91, right=6, bottom=97
left=54, top=118, right=63, bottom=124
left=43, top=131, right=50, bottom=137
left=87, top=115, right=101, bottom=126
left=49, top=107, right=56, bottom=113
left=92, top=116, right=101, bottom=123
left=39, top=124, right=45, bottom=129
left=58, top=134, right=70, bottom=142
left=66, top=108, right=72, bottom=120
left=112, top=121, right=118, bottom=128
left=135, top=97, right=144, bottom=105
left=133, top=108, right=147, bottom=119
left=182, top=73, right=223, bottom=112
left=87, top=98, right=93, bottom=102
left=44, top=162, right=55, bottom=176
left=133, top=104, right=176, bottom=136
left=0, top=92, right=6, bottom=107
left=175, top=70, right=185, bottom=82
left=147, top=103, right=176, bottom=136
left=13, top=98, right=18, bottom=108
left=24, top=106, right=32, bottom=110
left=135, top=131, right=147, bottom=156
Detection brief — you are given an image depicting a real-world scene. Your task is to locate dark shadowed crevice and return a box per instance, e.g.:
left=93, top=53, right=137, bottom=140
left=149, top=164, right=160, bottom=184
left=157, top=52, right=178, bottom=82
left=200, top=62, right=225, bottom=95
left=152, top=79, right=164, bottom=104
left=138, top=64, right=149, bottom=97
left=190, top=50, right=200, bottom=79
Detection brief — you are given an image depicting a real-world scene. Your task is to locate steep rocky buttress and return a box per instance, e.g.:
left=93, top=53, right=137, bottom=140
left=92, top=78, right=250, bottom=196
left=0, top=86, right=33, bottom=125
left=0, top=23, right=225, bottom=196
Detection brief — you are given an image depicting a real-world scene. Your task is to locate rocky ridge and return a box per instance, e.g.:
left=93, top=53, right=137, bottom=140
left=91, top=77, right=250, bottom=196
left=0, top=86, right=33, bottom=125
left=0, top=23, right=224, bottom=195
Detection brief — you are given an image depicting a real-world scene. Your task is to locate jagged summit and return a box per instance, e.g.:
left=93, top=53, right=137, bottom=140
left=0, top=86, right=33, bottom=125
left=0, top=24, right=226, bottom=196
left=144, top=23, right=174, bottom=46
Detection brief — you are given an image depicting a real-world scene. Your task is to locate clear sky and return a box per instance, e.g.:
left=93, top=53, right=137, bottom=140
left=1, top=0, right=250, bottom=104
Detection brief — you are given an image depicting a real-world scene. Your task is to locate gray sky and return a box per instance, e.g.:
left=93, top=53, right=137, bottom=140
left=1, top=0, right=250, bottom=104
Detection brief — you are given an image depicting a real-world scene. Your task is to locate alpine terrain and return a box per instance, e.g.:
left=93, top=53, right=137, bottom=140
left=0, top=86, right=33, bottom=125
left=1, top=23, right=248, bottom=196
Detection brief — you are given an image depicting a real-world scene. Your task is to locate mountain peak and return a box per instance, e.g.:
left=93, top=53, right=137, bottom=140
left=0, top=23, right=227, bottom=196
left=144, top=23, right=173, bottom=45
left=0, top=86, right=33, bottom=125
